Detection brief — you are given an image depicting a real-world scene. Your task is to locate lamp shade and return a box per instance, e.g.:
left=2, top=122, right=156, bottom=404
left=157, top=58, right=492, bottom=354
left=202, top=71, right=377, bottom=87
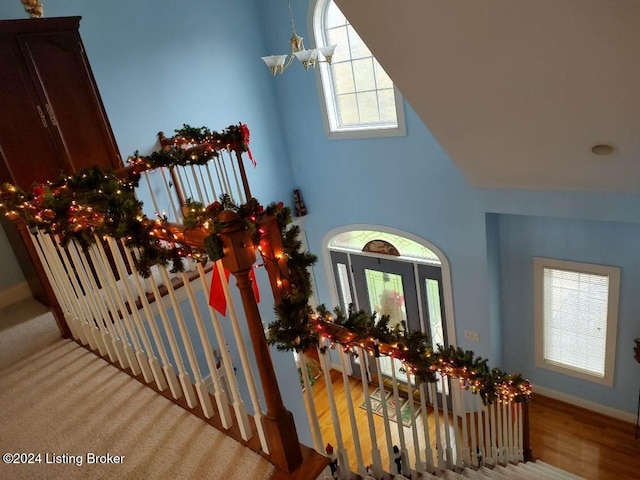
left=261, top=55, right=288, bottom=68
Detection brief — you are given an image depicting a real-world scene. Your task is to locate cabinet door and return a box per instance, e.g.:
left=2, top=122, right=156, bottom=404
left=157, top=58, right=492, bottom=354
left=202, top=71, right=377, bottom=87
left=0, top=38, right=65, bottom=188
left=18, top=29, right=122, bottom=174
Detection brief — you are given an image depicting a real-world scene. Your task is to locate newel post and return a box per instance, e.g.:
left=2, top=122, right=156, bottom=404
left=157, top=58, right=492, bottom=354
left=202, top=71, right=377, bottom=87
left=216, top=210, right=303, bottom=473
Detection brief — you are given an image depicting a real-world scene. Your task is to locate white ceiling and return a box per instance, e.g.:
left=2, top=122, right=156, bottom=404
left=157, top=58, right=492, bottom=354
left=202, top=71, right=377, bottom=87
left=334, top=0, right=640, bottom=191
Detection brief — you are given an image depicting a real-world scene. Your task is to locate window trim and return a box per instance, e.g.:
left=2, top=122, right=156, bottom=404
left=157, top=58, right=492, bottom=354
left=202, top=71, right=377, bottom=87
left=309, top=0, right=406, bottom=139
left=533, top=257, right=620, bottom=387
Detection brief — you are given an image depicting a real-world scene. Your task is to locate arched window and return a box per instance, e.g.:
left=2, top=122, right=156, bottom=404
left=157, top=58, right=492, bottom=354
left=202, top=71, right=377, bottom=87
left=312, top=0, right=406, bottom=138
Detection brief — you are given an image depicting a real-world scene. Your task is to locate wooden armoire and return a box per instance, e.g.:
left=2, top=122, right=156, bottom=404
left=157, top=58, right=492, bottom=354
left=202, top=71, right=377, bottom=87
left=0, top=16, right=123, bottom=336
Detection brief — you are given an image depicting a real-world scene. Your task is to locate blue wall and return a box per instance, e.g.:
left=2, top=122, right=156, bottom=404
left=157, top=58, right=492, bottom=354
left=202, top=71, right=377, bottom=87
left=497, top=214, right=640, bottom=413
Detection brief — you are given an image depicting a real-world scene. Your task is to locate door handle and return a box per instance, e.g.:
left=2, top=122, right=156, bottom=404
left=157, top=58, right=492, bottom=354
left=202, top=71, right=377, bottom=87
left=36, top=105, right=48, bottom=128
left=45, top=104, right=57, bottom=126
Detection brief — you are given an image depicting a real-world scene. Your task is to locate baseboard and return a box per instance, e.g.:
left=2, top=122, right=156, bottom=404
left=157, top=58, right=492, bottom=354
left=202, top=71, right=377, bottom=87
left=0, top=282, right=32, bottom=309
left=534, top=385, right=636, bottom=424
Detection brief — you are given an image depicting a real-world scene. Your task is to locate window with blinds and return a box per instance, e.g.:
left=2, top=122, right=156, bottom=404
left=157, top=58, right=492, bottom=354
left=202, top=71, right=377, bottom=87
left=534, top=257, right=620, bottom=386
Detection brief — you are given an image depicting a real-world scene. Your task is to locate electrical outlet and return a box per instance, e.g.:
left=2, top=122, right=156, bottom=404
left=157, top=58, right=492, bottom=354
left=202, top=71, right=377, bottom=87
left=464, top=330, right=480, bottom=342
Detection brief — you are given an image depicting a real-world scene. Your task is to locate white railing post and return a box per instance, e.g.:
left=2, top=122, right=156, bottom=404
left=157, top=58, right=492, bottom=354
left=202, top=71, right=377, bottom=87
left=145, top=261, right=195, bottom=405
left=158, top=266, right=208, bottom=412
left=440, top=375, right=454, bottom=469
left=358, top=348, right=383, bottom=479
left=196, top=262, right=251, bottom=440
left=419, top=382, right=435, bottom=473
left=179, top=270, right=231, bottom=424
left=337, top=348, right=366, bottom=477
left=216, top=260, right=269, bottom=453
left=317, top=343, right=350, bottom=480
left=389, top=359, right=410, bottom=477
left=299, top=352, right=324, bottom=453
left=405, top=372, right=422, bottom=475
left=105, top=237, right=157, bottom=385
left=121, top=246, right=178, bottom=396
left=428, top=382, right=444, bottom=470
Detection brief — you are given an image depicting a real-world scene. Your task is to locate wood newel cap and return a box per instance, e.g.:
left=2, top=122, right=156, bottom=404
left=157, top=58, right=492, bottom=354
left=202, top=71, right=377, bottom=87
left=217, top=210, right=256, bottom=273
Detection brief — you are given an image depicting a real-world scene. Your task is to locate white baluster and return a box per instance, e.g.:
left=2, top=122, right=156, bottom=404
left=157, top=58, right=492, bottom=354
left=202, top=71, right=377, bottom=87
left=452, top=385, right=469, bottom=467
left=175, top=167, right=193, bottom=204
left=219, top=154, right=235, bottom=203
left=86, top=245, right=130, bottom=370
left=68, top=241, right=117, bottom=363
left=227, top=149, right=245, bottom=203
left=216, top=260, right=267, bottom=451
left=196, top=262, right=251, bottom=439
left=212, top=159, right=226, bottom=198
left=53, top=236, right=99, bottom=347
left=498, top=402, right=509, bottom=463
left=299, top=352, right=324, bottom=453
left=205, top=164, right=219, bottom=201
left=338, top=348, right=366, bottom=476
left=428, top=382, right=444, bottom=470
left=493, top=402, right=502, bottom=464
left=157, top=266, right=201, bottom=409
left=419, top=382, right=435, bottom=473
left=359, top=348, right=383, bottom=479
left=31, top=232, right=83, bottom=342
left=121, top=246, right=177, bottom=395
left=389, top=359, right=410, bottom=476
left=507, top=401, right=514, bottom=462
left=373, top=354, right=395, bottom=474
left=179, top=270, right=230, bottom=423
left=145, top=261, right=194, bottom=403
left=159, top=167, right=181, bottom=222
left=142, top=170, right=161, bottom=216
left=404, top=372, right=422, bottom=474
left=469, top=393, right=478, bottom=468
left=93, top=237, right=142, bottom=375
left=106, top=237, right=156, bottom=385
left=189, top=165, right=205, bottom=203
left=317, top=343, right=350, bottom=480
left=475, top=393, right=488, bottom=468
left=440, top=375, right=454, bottom=469
left=517, top=402, right=524, bottom=462
left=196, top=166, right=212, bottom=204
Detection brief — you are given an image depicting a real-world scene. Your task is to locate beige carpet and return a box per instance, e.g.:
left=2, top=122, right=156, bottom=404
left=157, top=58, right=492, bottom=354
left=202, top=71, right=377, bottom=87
left=0, top=299, right=276, bottom=480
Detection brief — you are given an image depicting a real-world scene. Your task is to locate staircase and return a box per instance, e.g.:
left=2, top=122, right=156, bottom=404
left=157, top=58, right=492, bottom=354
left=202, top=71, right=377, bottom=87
left=330, top=461, right=584, bottom=480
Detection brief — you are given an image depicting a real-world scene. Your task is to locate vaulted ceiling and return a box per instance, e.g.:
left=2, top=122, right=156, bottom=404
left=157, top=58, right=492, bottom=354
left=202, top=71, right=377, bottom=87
left=335, top=0, right=640, bottom=191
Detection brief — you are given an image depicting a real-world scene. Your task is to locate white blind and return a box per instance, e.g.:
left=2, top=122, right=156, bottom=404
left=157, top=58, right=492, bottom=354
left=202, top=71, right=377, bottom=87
left=543, top=267, right=609, bottom=377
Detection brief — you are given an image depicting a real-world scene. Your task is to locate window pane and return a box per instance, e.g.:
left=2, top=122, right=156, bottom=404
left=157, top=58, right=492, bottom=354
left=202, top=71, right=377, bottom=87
left=378, top=88, right=398, bottom=123
left=336, top=263, right=353, bottom=308
left=543, top=267, right=608, bottom=376
left=331, top=62, right=355, bottom=94
left=352, top=58, right=376, bottom=91
left=336, top=93, right=359, bottom=125
left=425, top=279, right=445, bottom=349
left=347, top=25, right=372, bottom=60
left=357, top=91, right=380, bottom=123
left=364, top=269, right=406, bottom=331
left=374, top=61, right=393, bottom=89
left=325, top=1, right=346, bottom=28
left=326, top=26, right=350, bottom=63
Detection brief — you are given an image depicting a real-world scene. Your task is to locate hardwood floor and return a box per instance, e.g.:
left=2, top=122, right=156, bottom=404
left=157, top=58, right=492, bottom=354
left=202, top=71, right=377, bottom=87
left=310, top=366, right=640, bottom=480
left=529, top=394, right=640, bottom=480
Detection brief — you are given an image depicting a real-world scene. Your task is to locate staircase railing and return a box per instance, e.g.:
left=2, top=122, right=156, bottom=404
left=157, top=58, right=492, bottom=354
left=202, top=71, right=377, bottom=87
left=0, top=122, right=532, bottom=480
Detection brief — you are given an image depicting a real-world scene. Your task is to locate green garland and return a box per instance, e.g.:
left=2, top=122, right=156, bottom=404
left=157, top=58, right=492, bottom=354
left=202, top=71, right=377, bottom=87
left=0, top=122, right=532, bottom=404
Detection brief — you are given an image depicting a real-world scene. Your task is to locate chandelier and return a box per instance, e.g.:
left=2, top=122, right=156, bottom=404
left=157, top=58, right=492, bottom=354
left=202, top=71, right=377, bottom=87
left=261, top=0, right=336, bottom=75
left=21, top=0, right=44, bottom=18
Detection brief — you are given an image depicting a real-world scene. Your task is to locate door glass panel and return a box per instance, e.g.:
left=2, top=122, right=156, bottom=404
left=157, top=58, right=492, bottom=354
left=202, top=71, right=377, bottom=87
left=425, top=278, right=444, bottom=348
left=379, top=356, right=408, bottom=383
left=336, top=263, right=353, bottom=308
left=364, top=269, right=407, bottom=331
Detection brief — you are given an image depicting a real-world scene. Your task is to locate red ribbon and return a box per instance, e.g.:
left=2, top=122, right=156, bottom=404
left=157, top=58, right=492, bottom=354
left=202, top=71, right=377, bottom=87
left=209, top=262, right=260, bottom=316
left=239, top=122, right=256, bottom=167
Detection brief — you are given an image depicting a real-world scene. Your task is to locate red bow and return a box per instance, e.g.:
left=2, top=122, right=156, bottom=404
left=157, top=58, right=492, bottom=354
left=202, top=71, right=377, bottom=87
left=239, top=122, right=256, bottom=168
left=209, top=262, right=260, bottom=316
